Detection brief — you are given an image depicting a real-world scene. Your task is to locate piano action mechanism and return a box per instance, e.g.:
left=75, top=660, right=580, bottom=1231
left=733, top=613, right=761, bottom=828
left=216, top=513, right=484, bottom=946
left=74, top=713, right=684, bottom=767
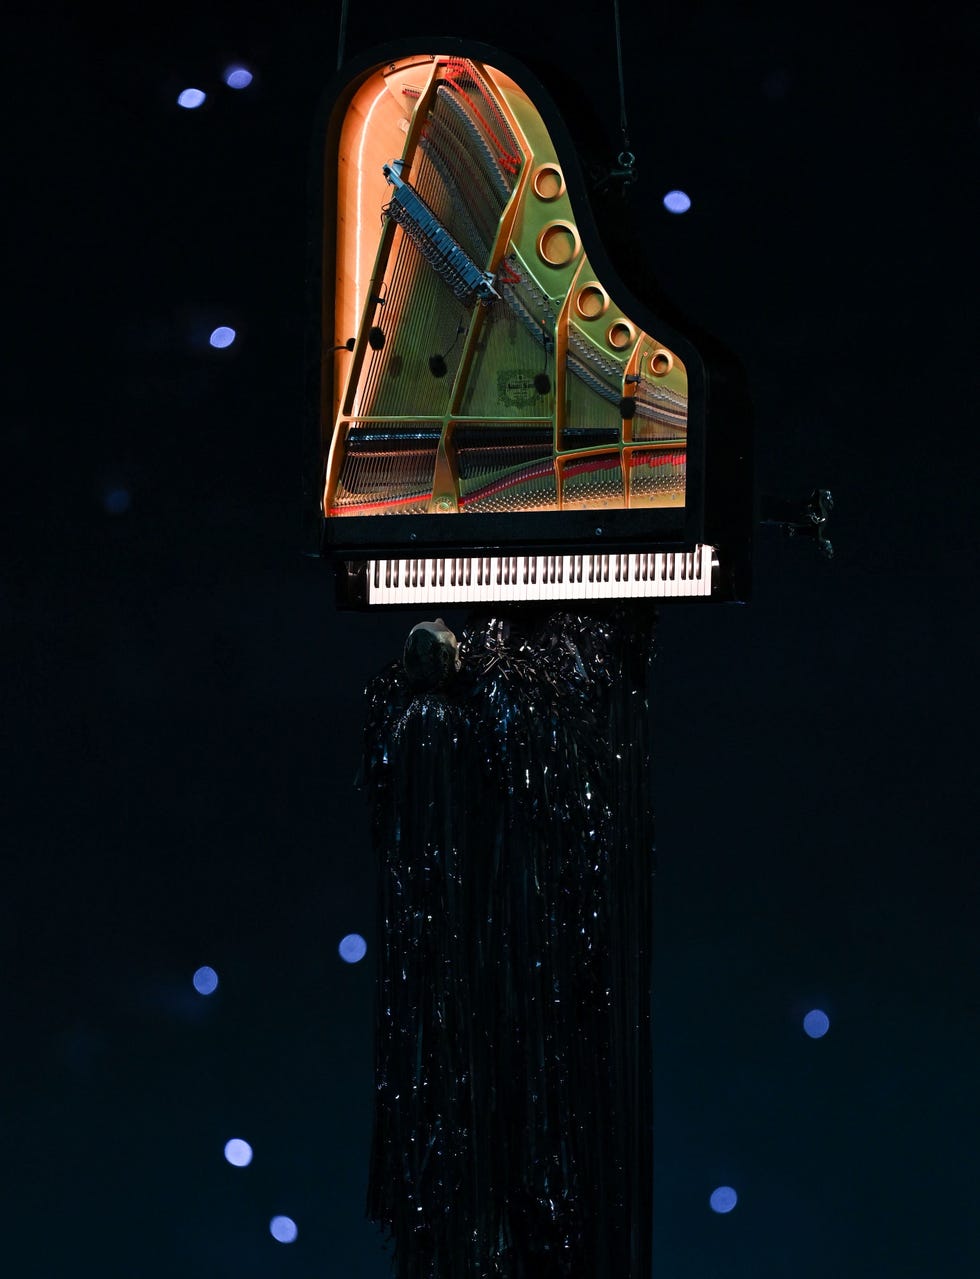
left=308, top=44, right=753, bottom=607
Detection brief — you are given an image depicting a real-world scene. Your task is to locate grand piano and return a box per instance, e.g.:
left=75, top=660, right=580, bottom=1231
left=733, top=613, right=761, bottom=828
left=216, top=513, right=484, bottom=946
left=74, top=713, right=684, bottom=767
left=305, top=43, right=754, bottom=607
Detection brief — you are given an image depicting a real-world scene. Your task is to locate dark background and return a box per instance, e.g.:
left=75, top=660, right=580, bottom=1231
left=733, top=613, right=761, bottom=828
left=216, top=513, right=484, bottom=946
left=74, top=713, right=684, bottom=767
left=5, top=1, right=979, bottom=1274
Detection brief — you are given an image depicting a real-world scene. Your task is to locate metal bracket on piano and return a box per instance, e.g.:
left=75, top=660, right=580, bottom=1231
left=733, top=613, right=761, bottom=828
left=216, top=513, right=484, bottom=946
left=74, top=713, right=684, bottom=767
left=592, top=150, right=638, bottom=195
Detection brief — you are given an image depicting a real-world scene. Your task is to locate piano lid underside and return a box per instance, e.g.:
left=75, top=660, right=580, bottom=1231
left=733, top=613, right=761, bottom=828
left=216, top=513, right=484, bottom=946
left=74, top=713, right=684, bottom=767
left=323, top=56, right=690, bottom=525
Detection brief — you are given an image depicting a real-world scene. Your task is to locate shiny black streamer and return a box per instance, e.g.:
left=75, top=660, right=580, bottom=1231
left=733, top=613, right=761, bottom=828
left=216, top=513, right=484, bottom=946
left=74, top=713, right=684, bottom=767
left=363, top=609, right=656, bottom=1277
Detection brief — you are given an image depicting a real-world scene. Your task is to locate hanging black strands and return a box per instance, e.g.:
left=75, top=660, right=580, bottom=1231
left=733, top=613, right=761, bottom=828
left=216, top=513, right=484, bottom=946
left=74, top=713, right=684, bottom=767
left=363, top=608, right=656, bottom=1278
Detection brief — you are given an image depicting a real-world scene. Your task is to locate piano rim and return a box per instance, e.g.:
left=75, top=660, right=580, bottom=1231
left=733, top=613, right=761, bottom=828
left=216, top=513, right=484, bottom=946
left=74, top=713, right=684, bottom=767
left=304, top=38, right=709, bottom=559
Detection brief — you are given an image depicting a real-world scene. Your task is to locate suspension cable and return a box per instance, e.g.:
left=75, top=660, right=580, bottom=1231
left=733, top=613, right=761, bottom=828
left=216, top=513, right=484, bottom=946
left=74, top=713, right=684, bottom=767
left=612, top=0, right=633, bottom=166
left=337, top=0, right=349, bottom=70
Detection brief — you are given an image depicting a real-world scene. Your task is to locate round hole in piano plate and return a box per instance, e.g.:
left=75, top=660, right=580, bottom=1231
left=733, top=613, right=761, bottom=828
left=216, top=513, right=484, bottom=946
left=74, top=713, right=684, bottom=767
left=649, top=349, right=673, bottom=376
left=532, top=164, right=565, bottom=201
left=537, top=221, right=580, bottom=268
left=575, top=284, right=609, bottom=319
left=606, top=320, right=636, bottom=351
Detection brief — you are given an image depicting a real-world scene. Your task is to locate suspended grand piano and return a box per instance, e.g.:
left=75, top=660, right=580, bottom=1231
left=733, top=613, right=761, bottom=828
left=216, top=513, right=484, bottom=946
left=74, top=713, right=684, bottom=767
left=306, top=43, right=753, bottom=607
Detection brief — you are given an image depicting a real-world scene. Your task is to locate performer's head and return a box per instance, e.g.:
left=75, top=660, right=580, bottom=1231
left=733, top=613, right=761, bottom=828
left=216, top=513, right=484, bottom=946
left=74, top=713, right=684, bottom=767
left=403, top=618, right=461, bottom=690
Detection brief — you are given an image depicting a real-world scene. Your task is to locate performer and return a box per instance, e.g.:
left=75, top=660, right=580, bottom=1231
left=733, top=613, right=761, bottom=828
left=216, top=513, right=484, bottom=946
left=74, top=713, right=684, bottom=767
left=363, top=607, right=656, bottom=1278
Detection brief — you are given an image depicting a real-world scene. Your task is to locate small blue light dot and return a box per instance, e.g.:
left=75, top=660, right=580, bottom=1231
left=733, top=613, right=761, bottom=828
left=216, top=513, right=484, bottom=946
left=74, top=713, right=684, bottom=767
left=804, top=1008, right=830, bottom=1039
left=663, top=189, right=692, bottom=214
left=339, top=933, right=367, bottom=964
left=177, top=88, right=206, bottom=110
left=103, top=487, right=131, bottom=515
left=224, top=1138, right=253, bottom=1167
left=192, top=966, right=219, bottom=995
left=225, top=67, right=253, bottom=90
left=710, top=1185, right=738, bottom=1214
left=209, top=326, right=236, bottom=349
left=270, top=1215, right=298, bottom=1244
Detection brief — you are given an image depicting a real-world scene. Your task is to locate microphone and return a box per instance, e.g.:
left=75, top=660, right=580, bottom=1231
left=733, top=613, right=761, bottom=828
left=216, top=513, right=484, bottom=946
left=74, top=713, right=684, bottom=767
left=368, top=286, right=388, bottom=351
left=620, top=373, right=641, bottom=419
left=534, top=324, right=552, bottom=395
left=428, top=324, right=467, bottom=378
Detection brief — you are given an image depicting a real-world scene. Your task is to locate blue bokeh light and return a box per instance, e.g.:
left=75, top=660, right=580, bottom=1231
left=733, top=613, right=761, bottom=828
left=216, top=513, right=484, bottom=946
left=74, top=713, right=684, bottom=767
left=177, top=88, right=206, bottom=110
left=663, top=189, right=692, bottom=214
left=270, top=1215, right=298, bottom=1244
left=209, top=326, right=236, bottom=349
left=224, top=1138, right=253, bottom=1167
left=192, top=966, right=219, bottom=995
left=225, top=67, right=253, bottom=90
left=710, top=1185, right=738, bottom=1214
left=103, top=487, right=131, bottom=515
left=339, top=933, right=368, bottom=964
left=804, top=1008, right=831, bottom=1038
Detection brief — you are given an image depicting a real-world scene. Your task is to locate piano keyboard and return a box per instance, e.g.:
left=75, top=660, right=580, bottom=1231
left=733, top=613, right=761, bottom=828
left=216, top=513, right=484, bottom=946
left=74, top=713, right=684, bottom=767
left=364, top=545, right=716, bottom=604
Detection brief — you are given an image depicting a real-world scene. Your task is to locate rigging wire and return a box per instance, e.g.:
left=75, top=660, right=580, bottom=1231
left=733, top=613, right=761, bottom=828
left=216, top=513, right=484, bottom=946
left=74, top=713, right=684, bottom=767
left=337, top=0, right=349, bottom=70
left=611, top=0, right=637, bottom=189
